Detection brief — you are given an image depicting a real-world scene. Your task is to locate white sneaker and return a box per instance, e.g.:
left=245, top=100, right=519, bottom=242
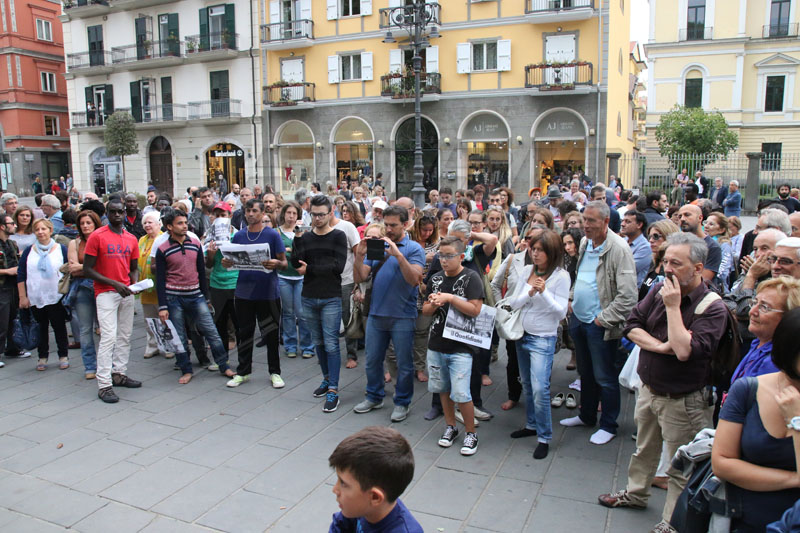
left=0, top=361, right=4, bottom=368
left=590, top=429, right=616, bottom=445
left=270, top=374, right=285, bottom=389
left=454, top=409, right=479, bottom=427
left=207, top=363, right=219, bottom=371
left=226, top=374, right=249, bottom=388
left=559, top=415, right=587, bottom=427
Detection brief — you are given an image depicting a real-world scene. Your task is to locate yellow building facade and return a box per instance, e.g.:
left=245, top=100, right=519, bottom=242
left=259, top=0, right=635, bottom=199
left=645, top=0, right=800, bottom=157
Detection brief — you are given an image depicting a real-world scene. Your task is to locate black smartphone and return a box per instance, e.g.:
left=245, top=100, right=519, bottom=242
left=366, top=238, right=385, bottom=261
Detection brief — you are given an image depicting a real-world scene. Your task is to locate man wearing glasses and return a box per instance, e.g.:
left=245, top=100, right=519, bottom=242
left=599, top=232, right=727, bottom=533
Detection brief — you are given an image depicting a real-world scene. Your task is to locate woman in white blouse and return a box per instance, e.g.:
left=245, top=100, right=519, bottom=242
left=508, top=229, right=570, bottom=460
left=17, top=218, right=70, bottom=371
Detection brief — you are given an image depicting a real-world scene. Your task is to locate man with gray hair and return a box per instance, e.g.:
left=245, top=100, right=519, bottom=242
left=0, top=193, right=18, bottom=217
left=294, top=188, right=311, bottom=226
left=39, top=194, right=63, bottom=233
left=560, top=200, right=637, bottom=445
left=599, top=232, right=728, bottom=533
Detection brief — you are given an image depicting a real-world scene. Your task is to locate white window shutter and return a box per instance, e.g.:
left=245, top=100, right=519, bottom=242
left=389, top=49, right=402, bottom=72
left=426, top=45, right=439, bottom=73
left=497, top=39, right=511, bottom=71
left=300, top=0, right=312, bottom=20
left=327, top=0, right=338, bottom=20
left=328, top=55, right=340, bottom=83
left=388, top=0, right=401, bottom=7
left=361, top=51, right=373, bottom=80
left=456, top=42, right=471, bottom=74
left=269, top=0, right=280, bottom=23
left=360, top=0, right=372, bottom=16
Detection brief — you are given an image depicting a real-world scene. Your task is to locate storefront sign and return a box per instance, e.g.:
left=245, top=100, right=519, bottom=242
left=214, top=150, right=244, bottom=157
left=535, top=111, right=587, bottom=140
left=463, top=114, right=509, bottom=141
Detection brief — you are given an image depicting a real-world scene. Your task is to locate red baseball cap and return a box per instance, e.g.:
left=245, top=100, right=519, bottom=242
left=212, top=201, right=232, bottom=213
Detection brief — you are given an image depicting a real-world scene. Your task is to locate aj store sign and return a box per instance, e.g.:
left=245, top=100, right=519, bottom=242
left=535, top=111, right=586, bottom=140
left=463, top=114, right=509, bottom=141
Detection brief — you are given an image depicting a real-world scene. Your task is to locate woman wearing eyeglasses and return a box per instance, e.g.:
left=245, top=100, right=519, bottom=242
left=638, top=220, right=680, bottom=301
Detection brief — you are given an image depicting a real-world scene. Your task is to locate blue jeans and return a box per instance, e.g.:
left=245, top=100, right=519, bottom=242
left=301, top=296, right=342, bottom=390
left=365, top=315, right=415, bottom=406
left=167, top=293, right=229, bottom=375
left=569, top=316, right=621, bottom=434
left=515, top=334, right=557, bottom=443
left=75, top=283, right=97, bottom=373
left=279, top=278, right=314, bottom=355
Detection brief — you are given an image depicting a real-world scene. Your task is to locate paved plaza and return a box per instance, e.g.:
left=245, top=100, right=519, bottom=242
left=0, top=315, right=667, bottom=533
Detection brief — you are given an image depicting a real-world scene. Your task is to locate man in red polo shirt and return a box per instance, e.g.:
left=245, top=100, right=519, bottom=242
left=84, top=198, right=141, bottom=403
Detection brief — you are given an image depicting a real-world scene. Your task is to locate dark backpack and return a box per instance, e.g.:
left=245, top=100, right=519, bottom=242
left=694, top=292, right=742, bottom=392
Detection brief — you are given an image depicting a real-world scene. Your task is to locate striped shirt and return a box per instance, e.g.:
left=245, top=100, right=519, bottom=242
left=155, top=234, right=208, bottom=311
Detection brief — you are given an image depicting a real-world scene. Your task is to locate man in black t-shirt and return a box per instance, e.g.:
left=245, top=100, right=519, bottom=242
left=423, top=236, right=485, bottom=456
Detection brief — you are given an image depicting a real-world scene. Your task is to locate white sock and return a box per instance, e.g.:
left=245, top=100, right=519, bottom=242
left=559, top=416, right=586, bottom=427
left=590, top=429, right=616, bottom=445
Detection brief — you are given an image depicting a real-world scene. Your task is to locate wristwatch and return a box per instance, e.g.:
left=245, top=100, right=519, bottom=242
left=787, top=416, right=800, bottom=432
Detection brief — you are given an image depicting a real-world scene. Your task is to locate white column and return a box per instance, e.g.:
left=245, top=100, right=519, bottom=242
left=733, top=53, right=744, bottom=109
left=647, top=59, right=656, bottom=112
left=738, top=0, right=747, bottom=36
left=649, top=0, right=657, bottom=42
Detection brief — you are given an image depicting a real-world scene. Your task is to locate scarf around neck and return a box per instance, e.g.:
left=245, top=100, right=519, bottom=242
left=34, top=239, right=57, bottom=278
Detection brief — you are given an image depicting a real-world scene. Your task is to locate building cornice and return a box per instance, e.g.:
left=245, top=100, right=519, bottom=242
left=644, top=37, right=750, bottom=52
left=5, top=135, right=70, bottom=142
left=0, top=47, right=65, bottom=63
left=0, top=102, right=68, bottom=112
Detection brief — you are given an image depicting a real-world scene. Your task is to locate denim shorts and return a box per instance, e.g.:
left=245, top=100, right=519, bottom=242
left=427, top=349, right=473, bottom=403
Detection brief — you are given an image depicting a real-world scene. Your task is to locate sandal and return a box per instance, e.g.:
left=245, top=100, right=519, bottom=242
left=565, top=393, right=578, bottom=409
left=59, top=358, right=69, bottom=370
left=36, top=360, right=47, bottom=371
left=551, top=392, right=565, bottom=407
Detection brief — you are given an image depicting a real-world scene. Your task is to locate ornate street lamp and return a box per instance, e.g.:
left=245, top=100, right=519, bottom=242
left=383, top=2, right=440, bottom=210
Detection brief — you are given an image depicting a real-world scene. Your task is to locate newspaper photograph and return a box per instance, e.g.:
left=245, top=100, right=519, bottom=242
left=145, top=318, right=185, bottom=354
left=219, top=242, right=272, bottom=272
left=206, top=217, right=232, bottom=246
left=442, top=303, right=497, bottom=350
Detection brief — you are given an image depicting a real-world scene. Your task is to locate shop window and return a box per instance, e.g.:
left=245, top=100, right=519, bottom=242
left=461, top=113, right=509, bottom=190
left=684, top=76, right=702, bottom=108
left=765, top=75, right=785, bottom=112
left=36, top=19, right=52, bottom=41
left=44, top=116, right=58, bottom=136
left=276, top=121, right=315, bottom=197
left=472, top=41, right=497, bottom=72
left=333, top=117, right=373, bottom=183
left=40, top=72, right=56, bottom=93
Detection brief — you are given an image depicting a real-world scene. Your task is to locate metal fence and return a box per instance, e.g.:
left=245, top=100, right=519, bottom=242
left=615, top=152, right=800, bottom=198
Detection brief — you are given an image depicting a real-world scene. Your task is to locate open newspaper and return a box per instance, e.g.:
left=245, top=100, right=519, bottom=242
left=219, top=242, right=272, bottom=272
left=145, top=318, right=185, bottom=354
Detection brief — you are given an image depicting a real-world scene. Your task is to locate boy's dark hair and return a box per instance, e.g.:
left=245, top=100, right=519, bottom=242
left=245, top=198, right=265, bottom=212
left=55, top=190, right=69, bottom=204
left=439, top=235, right=466, bottom=254
left=80, top=199, right=105, bottom=218
left=162, top=208, right=187, bottom=227
left=328, top=426, right=414, bottom=503
left=197, top=186, right=210, bottom=196
left=557, top=200, right=577, bottom=218
left=310, top=194, right=332, bottom=212
left=61, top=208, right=78, bottom=225
left=107, top=192, right=123, bottom=204
left=439, top=186, right=453, bottom=196
left=34, top=193, right=44, bottom=206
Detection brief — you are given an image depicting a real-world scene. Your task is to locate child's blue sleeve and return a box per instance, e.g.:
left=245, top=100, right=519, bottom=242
left=329, top=511, right=357, bottom=533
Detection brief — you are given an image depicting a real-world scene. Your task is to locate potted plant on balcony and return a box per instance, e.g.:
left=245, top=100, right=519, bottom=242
left=222, top=29, right=233, bottom=49
left=186, top=39, right=197, bottom=53
left=141, top=39, right=153, bottom=59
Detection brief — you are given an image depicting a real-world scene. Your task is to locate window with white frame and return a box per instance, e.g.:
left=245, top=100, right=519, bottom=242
left=36, top=19, right=52, bottom=41
left=341, top=53, right=361, bottom=80
left=40, top=71, right=56, bottom=93
left=341, top=0, right=360, bottom=16
left=44, top=115, right=58, bottom=136
left=472, top=41, right=498, bottom=71
left=765, top=75, right=785, bottom=112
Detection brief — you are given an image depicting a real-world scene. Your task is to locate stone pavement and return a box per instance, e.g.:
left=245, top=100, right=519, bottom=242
left=0, top=309, right=670, bottom=533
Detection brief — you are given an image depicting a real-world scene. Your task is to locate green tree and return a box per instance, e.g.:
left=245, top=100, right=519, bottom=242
left=655, top=105, right=739, bottom=172
left=104, top=111, right=138, bottom=192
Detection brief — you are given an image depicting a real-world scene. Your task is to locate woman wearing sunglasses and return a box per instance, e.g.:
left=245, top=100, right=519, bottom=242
left=638, top=220, right=680, bottom=301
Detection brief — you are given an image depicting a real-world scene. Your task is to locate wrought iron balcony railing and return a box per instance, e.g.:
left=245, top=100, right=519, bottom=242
left=260, top=19, right=313, bottom=42
left=525, top=0, right=593, bottom=13
left=66, top=50, right=112, bottom=70
left=187, top=99, right=241, bottom=119
left=111, top=40, right=182, bottom=64
left=184, top=31, right=238, bottom=54
left=130, top=103, right=188, bottom=123
left=263, top=82, right=315, bottom=106
left=380, top=72, right=441, bottom=98
left=524, top=62, right=593, bottom=89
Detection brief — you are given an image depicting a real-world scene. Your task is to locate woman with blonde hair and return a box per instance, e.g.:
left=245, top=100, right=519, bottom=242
left=705, top=211, right=734, bottom=288
left=486, top=205, right=514, bottom=257
left=638, top=219, right=680, bottom=300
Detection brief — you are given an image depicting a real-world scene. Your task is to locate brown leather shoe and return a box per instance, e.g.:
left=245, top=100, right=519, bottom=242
left=598, top=490, right=647, bottom=509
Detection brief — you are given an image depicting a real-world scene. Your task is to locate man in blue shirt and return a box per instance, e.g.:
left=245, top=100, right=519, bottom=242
left=723, top=180, right=742, bottom=218
left=620, top=211, right=651, bottom=287
left=435, top=187, right=457, bottom=216
left=353, top=206, right=426, bottom=422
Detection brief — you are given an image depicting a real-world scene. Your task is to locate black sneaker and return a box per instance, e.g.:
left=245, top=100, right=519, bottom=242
left=322, top=391, right=340, bottom=413
left=98, top=387, right=119, bottom=403
left=461, top=432, right=479, bottom=456
left=112, top=373, right=142, bottom=388
left=313, top=380, right=329, bottom=398
left=438, top=425, right=459, bottom=448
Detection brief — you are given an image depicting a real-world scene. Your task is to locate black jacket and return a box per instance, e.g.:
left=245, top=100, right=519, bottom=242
left=123, top=210, right=146, bottom=239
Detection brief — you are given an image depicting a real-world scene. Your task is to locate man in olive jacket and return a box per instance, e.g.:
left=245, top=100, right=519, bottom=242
left=560, top=200, right=638, bottom=445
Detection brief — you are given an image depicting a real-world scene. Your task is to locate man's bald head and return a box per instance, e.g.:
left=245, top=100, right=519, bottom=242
left=395, top=197, right=415, bottom=228
left=789, top=212, right=800, bottom=238
left=678, top=204, right=703, bottom=235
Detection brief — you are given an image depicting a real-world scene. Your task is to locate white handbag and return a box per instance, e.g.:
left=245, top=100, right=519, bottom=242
left=494, top=298, right=524, bottom=341
left=618, top=345, right=642, bottom=391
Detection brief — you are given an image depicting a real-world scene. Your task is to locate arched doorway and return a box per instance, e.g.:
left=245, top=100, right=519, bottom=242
left=149, top=136, right=173, bottom=194
left=205, top=142, right=245, bottom=190
left=275, top=121, right=314, bottom=198
left=332, top=117, right=373, bottom=184
left=531, top=109, right=588, bottom=190
left=394, top=117, right=438, bottom=199
left=458, top=112, right=510, bottom=190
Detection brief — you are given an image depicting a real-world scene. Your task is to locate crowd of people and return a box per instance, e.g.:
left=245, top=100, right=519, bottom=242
left=2, top=168, right=800, bottom=532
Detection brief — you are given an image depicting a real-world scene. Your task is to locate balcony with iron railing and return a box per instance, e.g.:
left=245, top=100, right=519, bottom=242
left=524, top=0, right=594, bottom=22
left=380, top=72, right=441, bottom=101
left=379, top=3, right=441, bottom=34
left=525, top=62, right=593, bottom=92
left=763, top=22, right=799, bottom=38
left=130, top=104, right=189, bottom=126
left=111, top=39, right=183, bottom=71
left=263, top=82, right=315, bottom=107
left=66, top=50, right=113, bottom=76
left=678, top=26, right=713, bottom=41
left=184, top=32, right=239, bottom=62
left=71, top=110, right=107, bottom=128
left=260, top=19, right=313, bottom=50
left=62, top=0, right=182, bottom=20
left=187, top=99, right=241, bottom=121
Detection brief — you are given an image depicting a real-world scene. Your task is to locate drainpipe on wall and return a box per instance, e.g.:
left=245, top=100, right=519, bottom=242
left=249, top=0, right=260, bottom=185
left=595, top=0, right=602, bottom=180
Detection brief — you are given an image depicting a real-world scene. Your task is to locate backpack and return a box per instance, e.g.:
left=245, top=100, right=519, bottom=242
left=694, top=291, right=742, bottom=392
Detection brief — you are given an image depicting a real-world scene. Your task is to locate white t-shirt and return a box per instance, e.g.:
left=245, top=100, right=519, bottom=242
left=332, top=219, right=360, bottom=285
